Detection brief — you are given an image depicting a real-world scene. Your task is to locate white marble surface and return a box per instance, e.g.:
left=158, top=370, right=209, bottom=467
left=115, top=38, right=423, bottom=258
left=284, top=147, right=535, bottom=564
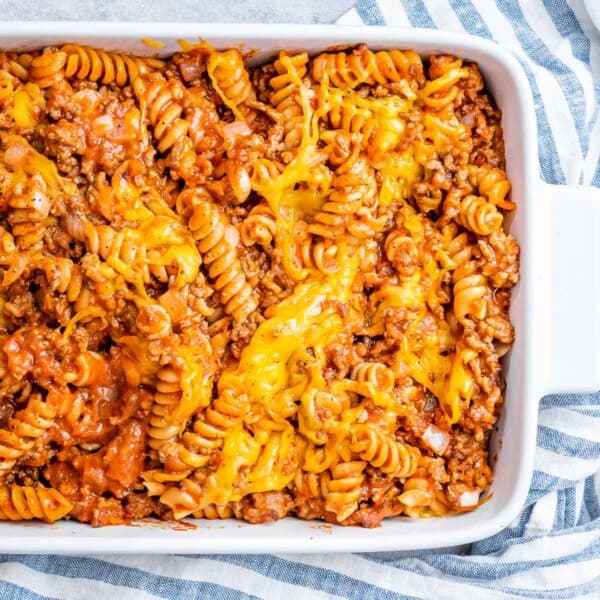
left=0, top=0, right=354, bottom=23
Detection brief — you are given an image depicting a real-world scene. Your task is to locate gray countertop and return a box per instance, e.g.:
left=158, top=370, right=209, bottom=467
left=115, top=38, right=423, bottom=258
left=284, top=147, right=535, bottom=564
left=0, top=0, right=354, bottom=23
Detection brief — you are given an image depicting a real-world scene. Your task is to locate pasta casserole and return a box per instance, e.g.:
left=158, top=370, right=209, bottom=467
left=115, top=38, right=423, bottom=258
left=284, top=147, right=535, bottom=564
left=0, top=42, right=519, bottom=527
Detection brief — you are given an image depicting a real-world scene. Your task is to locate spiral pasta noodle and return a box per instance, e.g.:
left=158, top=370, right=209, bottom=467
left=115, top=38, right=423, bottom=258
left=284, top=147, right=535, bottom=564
left=7, top=175, right=52, bottom=250
left=192, top=503, right=237, bottom=520
left=0, top=485, right=72, bottom=522
left=398, top=465, right=449, bottom=518
left=63, top=351, right=108, bottom=387
left=325, top=461, right=366, bottom=522
left=475, top=167, right=514, bottom=210
left=146, top=388, right=246, bottom=483
left=453, top=273, right=489, bottom=324
left=351, top=362, right=395, bottom=393
left=134, top=73, right=189, bottom=154
left=157, top=474, right=204, bottom=519
left=293, top=470, right=331, bottom=500
left=207, top=49, right=254, bottom=120
left=298, top=237, right=338, bottom=274
left=269, top=52, right=310, bottom=152
left=0, top=393, right=61, bottom=480
left=313, top=46, right=424, bottom=92
left=240, top=203, right=278, bottom=248
left=148, top=365, right=185, bottom=451
left=308, top=157, right=377, bottom=239
left=350, top=425, right=420, bottom=477
left=185, top=193, right=258, bottom=321
left=37, top=256, right=83, bottom=303
left=65, top=215, right=148, bottom=284
left=62, top=45, right=164, bottom=86
left=0, top=52, right=30, bottom=81
left=457, top=194, right=503, bottom=236
left=325, top=101, right=378, bottom=143
left=183, top=389, right=247, bottom=455
left=29, top=51, right=66, bottom=88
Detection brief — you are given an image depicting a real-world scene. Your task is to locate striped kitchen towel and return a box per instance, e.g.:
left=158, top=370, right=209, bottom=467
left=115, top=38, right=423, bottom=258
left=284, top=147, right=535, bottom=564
left=340, top=0, right=600, bottom=187
left=1, top=1, right=599, bottom=598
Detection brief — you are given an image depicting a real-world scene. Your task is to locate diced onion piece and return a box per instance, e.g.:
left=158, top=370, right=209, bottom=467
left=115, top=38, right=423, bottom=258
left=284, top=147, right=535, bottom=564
left=79, top=443, right=102, bottom=452
left=224, top=224, right=240, bottom=247
left=398, top=489, right=431, bottom=508
left=4, top=141, right=28, bottom=166
left=458, top=489, right=480, bottom=508
left=73, top=89, right=102, bottom=111
left=93, top=115, right=114, bottom=135
left=422, top=424, right=449, bottom=455
left=178, top=61, right=204, bottom=83
left=222, top=121, right=251, bottom=145
left=460, top=111, right=476, bottom=127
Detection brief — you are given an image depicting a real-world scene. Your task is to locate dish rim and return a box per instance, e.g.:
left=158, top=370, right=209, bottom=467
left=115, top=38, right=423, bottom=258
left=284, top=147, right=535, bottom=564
left=0, top=23, right=543, bottom=553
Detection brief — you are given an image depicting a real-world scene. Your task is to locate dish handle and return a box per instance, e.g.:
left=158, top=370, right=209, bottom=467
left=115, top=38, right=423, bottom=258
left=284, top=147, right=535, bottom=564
left=544, top=182, right=600, bottom=394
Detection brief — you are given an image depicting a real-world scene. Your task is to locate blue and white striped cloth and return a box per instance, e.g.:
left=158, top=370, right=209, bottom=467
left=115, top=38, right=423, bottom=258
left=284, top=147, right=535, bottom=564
left=1, top=2, right=599, bottom=598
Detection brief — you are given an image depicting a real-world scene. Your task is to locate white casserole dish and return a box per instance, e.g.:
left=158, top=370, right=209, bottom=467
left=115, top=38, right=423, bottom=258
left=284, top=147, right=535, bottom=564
left=0, top=22, right=598, bottom=554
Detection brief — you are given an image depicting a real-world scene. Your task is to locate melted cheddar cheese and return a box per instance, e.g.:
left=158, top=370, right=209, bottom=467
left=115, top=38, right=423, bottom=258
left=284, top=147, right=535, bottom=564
left=195, top=254, right=361, bottom=506
left=220, top=253, right=358, bottom=402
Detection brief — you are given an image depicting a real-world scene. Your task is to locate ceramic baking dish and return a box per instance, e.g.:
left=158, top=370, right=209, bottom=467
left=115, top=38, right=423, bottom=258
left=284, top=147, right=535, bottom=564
left=0, top=22, right=598, bottom=554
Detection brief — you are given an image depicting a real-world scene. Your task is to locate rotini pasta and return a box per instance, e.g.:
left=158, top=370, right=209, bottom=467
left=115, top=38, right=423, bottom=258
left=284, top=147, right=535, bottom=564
left=148, top=365, right=186, bottom=451
left=240, top=203, right=278, bottom=248
left=350, top=425, right=420, bottom=477
left=325, top=461, right=366, bottom=522
left=458, top=194, right=503, bottom=235
left=0, top=43, right=517, bottom=528
left=182, top=190, right=258, bottom=321
left=269, top=52, right=310, bottom=153
left=312, top=46, right=423, bottom=92
left=0, top=485, right=72, bottom=522
left=134, top=73, right=189, bottom=154
left=0, top=52, right=30, bottom=81
left=62, top=44, right=164, bottom=86
left=29, top=51, right=66, bottom=88
left=207, top=49, right=254, bottom=120
left=0, top=392, right=61, bottom=480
